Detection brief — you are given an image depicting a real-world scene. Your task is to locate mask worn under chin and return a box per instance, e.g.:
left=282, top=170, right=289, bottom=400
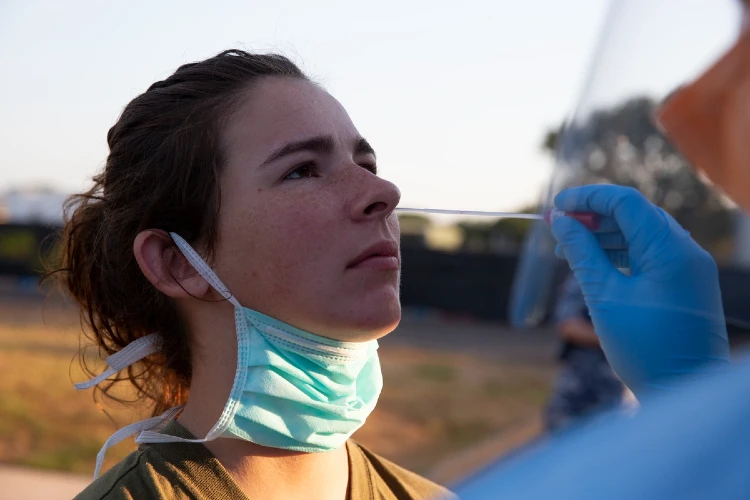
left=75, top=232, right=383, bottom=479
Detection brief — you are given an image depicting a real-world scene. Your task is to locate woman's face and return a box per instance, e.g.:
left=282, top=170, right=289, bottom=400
left=212, top=77, right=401, bottom=342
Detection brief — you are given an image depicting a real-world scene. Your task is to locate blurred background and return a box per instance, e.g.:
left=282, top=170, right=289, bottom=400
left=2, top=0, right=750, bottom=497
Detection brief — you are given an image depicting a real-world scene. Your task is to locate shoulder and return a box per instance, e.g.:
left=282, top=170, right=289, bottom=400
left=75, top=422, right=247, bottom=500
left=74, top=440, right=216, bottom=500
left=75, top=419, right=246, bottom=500
left=74, top=447, right=165, bottom=500
left=350, top=441, right=457, bottom=500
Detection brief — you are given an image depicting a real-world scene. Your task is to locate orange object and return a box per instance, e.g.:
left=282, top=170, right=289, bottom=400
left=656, top=32, right=750, bottom=210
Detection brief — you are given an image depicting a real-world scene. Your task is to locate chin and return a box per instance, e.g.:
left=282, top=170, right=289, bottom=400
left=343, top=299, right=402, bottom=342
left=370, top=308, right=402, bottom=339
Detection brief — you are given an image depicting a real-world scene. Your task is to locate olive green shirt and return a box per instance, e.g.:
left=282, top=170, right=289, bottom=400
left=74, top=420, right=456, bottom=499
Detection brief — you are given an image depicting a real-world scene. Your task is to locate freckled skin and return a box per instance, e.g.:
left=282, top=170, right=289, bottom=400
left=211, top=78, right=401, bottom=342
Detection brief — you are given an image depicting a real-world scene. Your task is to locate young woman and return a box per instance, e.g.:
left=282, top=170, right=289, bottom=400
left=59, top=50, right=455, bottom=500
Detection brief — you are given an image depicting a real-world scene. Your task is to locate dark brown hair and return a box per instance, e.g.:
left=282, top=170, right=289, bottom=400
left=50, top=49, right=307, bottom=415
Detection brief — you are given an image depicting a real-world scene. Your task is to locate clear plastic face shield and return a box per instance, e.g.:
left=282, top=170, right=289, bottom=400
left=504, top=0, right=747, bottom=328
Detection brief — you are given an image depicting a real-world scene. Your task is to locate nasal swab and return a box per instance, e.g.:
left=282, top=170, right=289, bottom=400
left=395, top=207, right=602, bottom=231
left=395, top=207, right=542, bottom=219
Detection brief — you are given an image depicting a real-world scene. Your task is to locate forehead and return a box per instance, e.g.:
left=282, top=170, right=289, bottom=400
left=223, top=77, right=359, bottom=163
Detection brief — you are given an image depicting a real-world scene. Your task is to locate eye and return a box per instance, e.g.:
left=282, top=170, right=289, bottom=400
left=284, top=162, right=319, bottom=180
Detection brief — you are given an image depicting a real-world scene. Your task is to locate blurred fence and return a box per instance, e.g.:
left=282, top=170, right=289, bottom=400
left=400, top=246, right=551, bottom=323
left=0, top=223, right=58, bottom=277
left=2, top=223, right=750, bottom=331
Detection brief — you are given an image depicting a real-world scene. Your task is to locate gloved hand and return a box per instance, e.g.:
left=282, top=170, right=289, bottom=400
left=550, top=185, right=730, bottom=398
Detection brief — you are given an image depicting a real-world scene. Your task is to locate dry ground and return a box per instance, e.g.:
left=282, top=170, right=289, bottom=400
left=0, top=285, right=558, bottom=489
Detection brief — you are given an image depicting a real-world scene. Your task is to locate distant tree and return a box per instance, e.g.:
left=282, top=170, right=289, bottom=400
left=457, top=220, right=493, bottom=253
left=397, top=213, right=431, bottom=248
left=490, top=204, right=539, bottom=244
left=541, top=128, right=561, bottom=155
left=396, top=213, right=431, bottom=233
left=543, top=96, right=735, bottom=256
left=457, top=203, right=540, bottom=254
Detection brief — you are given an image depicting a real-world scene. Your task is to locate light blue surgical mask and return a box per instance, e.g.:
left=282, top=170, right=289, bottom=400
left=75, top=232, right=383, bottom=479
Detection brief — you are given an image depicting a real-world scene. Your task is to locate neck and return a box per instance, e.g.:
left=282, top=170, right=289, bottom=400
left=177, top=301, right=350, bottom=500
left=180, top=375, right=352, bottom=500
left=178, top=406, right=349, bottom=500
left=207, top=438, right=350, bottom=500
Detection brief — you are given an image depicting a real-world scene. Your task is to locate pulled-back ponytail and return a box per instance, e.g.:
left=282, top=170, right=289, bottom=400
left=49, top=50, right=307, bottom=415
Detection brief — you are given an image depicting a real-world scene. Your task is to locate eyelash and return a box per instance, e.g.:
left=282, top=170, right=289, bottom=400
left=284, top=162, right=320, bottom=180
left=362, top=163, right=378, bottom=175
left=283, top=161, right=378, bottom=180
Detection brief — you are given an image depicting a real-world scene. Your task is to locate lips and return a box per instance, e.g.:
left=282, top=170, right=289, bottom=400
left=347, top=240, right=400, bottom=269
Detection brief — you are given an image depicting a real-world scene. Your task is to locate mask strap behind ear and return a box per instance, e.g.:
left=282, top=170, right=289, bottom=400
left=170, top=232, right=241, bottom=308
left=74, top=333, right=161, bottom=390
left=90, top=405, right=183, bottom=480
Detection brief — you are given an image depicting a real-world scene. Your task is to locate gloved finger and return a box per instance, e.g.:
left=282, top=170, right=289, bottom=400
left=554, top=185, right=670, bottom=260
left=657, top=207, right=691, bottom=237
left=551, top=215, right=616, bottom=286
left=592, top=215, right=619, bottom=233
left=596, top=231, right=627, bottom=250
left=556, top=228, right=626, bottom=257
left=560, top=233, right=627, bottom=256
left=555, top=243, right=565, bottom=259
left=605, top=250, right=630, bottom=269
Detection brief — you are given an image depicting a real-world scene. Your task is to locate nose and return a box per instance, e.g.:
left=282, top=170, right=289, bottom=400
left=350, top=173, right=401, bottom=222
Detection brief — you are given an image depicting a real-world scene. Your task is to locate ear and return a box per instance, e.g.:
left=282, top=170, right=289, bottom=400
left=133, top=229, right=211, bottom=299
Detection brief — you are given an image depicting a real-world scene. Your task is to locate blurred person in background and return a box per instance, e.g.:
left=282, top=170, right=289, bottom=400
left=456, top=0, right=750, bottom=497
left=53, top=50, right=454, bottom=500
left=544, top=273, right=623, bottom=432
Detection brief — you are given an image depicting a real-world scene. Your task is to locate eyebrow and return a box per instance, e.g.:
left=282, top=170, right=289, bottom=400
left=261, top=135, right=376, bottom=166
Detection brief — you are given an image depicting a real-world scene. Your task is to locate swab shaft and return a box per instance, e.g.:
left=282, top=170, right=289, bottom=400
left=395, top=207, right=602, bottom=230
left=395, top=207, right=542, bottom=220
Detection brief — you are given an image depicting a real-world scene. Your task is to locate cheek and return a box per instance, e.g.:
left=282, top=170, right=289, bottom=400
left=222, top=190, right=343, bottom=306
left=263, top=204, right=333, bottom=268
left=388, top=214, right=401, bottom=239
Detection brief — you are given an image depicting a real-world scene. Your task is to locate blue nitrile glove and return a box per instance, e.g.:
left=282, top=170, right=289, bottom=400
left=550, top=185, right=730, bottom=398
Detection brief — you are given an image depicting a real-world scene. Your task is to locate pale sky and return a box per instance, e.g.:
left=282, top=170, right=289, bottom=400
left=0, top=0, right=741, bottom=214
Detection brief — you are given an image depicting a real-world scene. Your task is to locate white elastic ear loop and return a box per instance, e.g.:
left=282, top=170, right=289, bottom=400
left=135, top=428, right=215, bottom=445
left=74, top=333, right=161, bottom=390
left=169, top=232, right=241, bottom=308
left=91, top=405, right=183, bottom=479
